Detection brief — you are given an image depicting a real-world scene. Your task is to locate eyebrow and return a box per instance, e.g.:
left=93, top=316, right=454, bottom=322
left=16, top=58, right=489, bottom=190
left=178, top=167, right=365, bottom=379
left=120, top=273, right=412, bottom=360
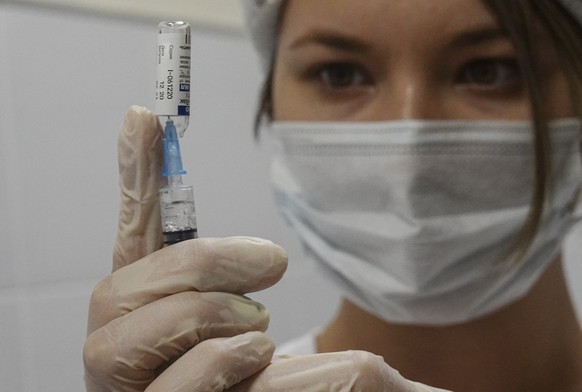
left=287, top=31, right=371, bottom=53
left=286, top=26, right=511, bottom=54
left=449, top=27, right=510, bottom=48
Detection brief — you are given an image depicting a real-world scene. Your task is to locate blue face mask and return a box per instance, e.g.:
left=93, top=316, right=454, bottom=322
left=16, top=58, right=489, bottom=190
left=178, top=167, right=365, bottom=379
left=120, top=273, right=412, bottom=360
left=268, top=119, right=581, bottom=325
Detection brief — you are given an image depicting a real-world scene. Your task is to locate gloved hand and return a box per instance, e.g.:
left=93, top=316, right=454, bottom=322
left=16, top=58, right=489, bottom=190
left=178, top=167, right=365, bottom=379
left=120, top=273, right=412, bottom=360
left=228, top=352, right=452, bottom=392
left=83, top=106, right=288, bottom=392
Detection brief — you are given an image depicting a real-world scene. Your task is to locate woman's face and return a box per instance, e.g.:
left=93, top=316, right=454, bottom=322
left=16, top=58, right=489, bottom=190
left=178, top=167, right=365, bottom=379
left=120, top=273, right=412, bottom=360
left=272, top=0, right=573, bottom=122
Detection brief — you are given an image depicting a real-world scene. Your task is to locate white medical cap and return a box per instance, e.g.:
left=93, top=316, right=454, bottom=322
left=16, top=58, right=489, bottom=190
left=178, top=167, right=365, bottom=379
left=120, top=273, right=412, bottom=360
left=242, top=0, right=284, bottom=70
left=241, top=0, right=582, bottom=70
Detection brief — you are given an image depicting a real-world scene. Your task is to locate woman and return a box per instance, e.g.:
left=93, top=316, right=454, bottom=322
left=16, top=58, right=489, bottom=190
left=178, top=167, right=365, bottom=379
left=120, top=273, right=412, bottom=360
left=84, top=0, right=582, bottom=391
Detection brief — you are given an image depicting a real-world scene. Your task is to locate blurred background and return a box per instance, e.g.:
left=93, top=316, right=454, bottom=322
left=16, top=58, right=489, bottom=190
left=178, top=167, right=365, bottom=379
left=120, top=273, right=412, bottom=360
left=0, top=1, right=580, bottom=391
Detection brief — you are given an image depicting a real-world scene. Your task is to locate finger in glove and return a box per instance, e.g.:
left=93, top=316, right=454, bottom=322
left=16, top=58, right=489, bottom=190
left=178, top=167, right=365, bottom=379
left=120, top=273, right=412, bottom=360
left=145, top=332, right=275, bottom=392
left=84, top=293, right=270, bottom=391
left=88, top=236, right=287, bottom=334
left=113, top=105, right=164, bottom=272
left=228, top=352, right=452, bottom=392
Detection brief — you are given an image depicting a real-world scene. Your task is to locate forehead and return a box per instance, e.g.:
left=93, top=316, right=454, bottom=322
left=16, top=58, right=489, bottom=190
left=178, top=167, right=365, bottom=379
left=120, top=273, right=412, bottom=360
left=279, top=0, right=500, bottom=43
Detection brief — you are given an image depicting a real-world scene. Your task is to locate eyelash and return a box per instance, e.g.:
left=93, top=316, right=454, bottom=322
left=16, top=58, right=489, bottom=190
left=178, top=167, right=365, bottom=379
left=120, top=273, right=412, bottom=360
left=455, top=58, right=522, bottom=90
left=308, top=62, right=372, bottom=90
left=305, top=58, right=522, bottom=95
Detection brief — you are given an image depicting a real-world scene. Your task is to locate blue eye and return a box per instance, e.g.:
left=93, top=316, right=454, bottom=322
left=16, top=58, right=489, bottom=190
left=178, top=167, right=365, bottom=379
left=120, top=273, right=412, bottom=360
left=317, top=63, right=370, bottom=89
left=458, top=59, right=521, bottom=88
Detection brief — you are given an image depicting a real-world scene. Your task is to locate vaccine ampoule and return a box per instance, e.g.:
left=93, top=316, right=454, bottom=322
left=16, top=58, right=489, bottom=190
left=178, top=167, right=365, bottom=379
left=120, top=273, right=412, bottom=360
left=155, top=21, right=191, bottom=137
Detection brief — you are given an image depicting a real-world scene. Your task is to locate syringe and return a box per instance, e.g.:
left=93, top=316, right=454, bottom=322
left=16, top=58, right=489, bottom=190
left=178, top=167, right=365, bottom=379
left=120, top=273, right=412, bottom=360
left=159, top=119, right=198, bottom=244
left=155, top=21, right=197, bottom=244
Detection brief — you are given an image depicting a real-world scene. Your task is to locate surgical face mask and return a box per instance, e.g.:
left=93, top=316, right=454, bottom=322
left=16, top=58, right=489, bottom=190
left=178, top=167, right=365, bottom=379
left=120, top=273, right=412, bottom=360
left=268, top=119, right=581, bottom=325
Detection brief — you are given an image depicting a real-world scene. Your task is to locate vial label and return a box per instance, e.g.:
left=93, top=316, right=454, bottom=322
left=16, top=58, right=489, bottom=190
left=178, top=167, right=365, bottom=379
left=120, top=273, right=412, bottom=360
left=156, top=33, right=191, bottom=117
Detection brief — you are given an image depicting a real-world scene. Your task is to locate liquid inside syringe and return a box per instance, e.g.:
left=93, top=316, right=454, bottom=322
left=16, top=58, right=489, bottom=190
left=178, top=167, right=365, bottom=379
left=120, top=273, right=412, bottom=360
left=159, top=118, right=198, bottom=244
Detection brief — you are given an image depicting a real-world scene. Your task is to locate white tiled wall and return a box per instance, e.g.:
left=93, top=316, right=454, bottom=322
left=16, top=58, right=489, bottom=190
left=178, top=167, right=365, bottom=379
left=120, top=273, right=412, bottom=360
left=0, top=4, right=581, bottom=392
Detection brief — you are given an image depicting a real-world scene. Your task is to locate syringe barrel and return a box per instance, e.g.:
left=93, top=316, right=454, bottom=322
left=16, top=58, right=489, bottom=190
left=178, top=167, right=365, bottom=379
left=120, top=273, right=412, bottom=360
left=159, top=181, right=198, bottom=244
left=155, top=21, right=191, bottom=137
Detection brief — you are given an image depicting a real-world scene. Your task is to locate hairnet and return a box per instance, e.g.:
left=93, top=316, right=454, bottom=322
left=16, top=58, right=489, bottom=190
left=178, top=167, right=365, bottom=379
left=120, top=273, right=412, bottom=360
left=241, top=0, right=582, bottom=70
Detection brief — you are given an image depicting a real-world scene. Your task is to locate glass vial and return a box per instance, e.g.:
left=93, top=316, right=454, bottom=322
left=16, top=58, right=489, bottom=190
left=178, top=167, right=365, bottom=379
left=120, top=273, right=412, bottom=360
left=155, top=21, right=191, bottom=137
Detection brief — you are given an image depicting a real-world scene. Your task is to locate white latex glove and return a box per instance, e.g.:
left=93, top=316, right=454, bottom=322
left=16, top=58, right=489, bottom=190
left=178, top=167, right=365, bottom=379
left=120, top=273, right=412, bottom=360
left=83, top=106, right=288, bottom=392
left=228, top=353, right=452, bottom=392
